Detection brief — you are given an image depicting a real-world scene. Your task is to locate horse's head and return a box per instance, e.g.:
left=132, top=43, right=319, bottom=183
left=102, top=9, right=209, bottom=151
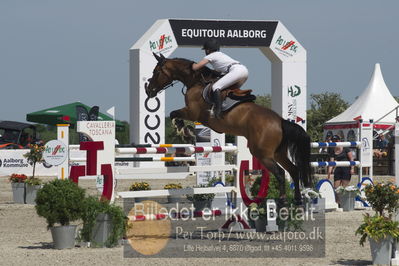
left=145, top=53, right=175, bottom=98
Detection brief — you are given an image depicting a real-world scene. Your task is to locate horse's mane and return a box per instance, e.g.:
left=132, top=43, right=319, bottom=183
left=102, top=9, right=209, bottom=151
left=171, top=57, right=221, bottom=82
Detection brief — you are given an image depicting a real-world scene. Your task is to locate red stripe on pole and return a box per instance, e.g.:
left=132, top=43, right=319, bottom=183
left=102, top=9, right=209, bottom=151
left=212, top=146, right=222, bottom=152
left=134, top=215, right=146, bottom=221
left=194, top=147, right=204, bottom=152
left=155, top=214, right=167, bottom=220
left=136, top=148, right=147, bottom=154
left=156, top=147, right=167, bottom=153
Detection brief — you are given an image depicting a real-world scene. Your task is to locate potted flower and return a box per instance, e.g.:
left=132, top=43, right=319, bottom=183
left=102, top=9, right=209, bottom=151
left=23, top=143, right=45, bottom=179
left=186, top=185, right=215, bottom=212
left=35, top=179, right=86, bottom=249
left=22, top=143, right=45, bottom=205
left=80, top=196, right=127, bottom=248
left=301, top=188, right=323, bottom=212
left=164, top=183, right=183, bottom=203
left=25, top=177, right=42, bottom=205
left=335, top=186, right=360, bottom=211
left=364, top=183, right=399, bottom=217
left=225, top=174, right=235, bottom=186
left=356, top=214, right=399, bottom=265
left=9, top=173, right=27, bottom=203
left=248, top=202, right=267, bottom=232
left=129, top=182, right=151, bottom=202
left=356, top=182, right=399, bottom=265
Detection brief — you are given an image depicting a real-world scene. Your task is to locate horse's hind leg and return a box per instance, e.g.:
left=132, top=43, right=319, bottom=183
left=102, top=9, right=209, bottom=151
left=275, top=150, right=302, bottom=205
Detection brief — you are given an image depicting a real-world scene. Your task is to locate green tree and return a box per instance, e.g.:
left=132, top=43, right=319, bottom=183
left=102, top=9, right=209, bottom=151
left=34, top=124, right=57, bottom=143
left=116, top=121, right=129, bottom=144
left=255, top=94, right=271, bottom=108
left=307, top=92, right=349, bottom=141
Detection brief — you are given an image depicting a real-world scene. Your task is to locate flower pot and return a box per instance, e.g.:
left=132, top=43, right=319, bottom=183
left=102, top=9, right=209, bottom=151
left=193, top=199, right=212, bottom=212
left=167, top=195, right=181, bottom=204
left=91, top=213, right=113, bottom=247
left=369, top=237, right=392, bottom=265
left=25, top=185, right=41, bottom=205
left=11, top=183, right=25, bottom=204
left=254, top=217, right=267, bottom=232
left=338, top=193, right=355, bottom=211
left=50, top=225, right=77, bottom=249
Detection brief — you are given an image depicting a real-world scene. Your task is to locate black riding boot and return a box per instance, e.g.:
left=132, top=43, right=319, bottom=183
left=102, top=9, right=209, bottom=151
left=213, top=89, right=222, bottom=119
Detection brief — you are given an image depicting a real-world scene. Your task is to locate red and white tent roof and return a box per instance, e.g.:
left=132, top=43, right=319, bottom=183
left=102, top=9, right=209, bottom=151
left=325, top=63, right=398, bottom=130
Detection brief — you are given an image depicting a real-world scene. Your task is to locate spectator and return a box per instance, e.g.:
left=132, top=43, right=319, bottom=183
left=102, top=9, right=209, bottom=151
left=327, top=135, right=355, bottom=188
left=374, top=133, right=388, bottom=158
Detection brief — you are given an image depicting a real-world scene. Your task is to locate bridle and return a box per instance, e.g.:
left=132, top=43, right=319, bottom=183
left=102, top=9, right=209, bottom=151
left=151, top=61, right=186, bottom=95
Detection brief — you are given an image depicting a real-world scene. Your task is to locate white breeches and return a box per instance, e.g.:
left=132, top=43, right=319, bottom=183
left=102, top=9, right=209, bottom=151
left=212, top=64, right=249, bottom=91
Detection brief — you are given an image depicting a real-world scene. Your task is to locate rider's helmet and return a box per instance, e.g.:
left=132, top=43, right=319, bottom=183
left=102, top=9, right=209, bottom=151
left=202, top=39, right=220, bottom=52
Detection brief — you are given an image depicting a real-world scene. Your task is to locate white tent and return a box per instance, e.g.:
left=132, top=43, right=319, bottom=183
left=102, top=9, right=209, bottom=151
left=323, top=63, right=398, bottom=141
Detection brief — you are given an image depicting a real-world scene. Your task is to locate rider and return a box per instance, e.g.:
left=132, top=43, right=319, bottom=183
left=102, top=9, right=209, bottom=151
left=192, top=39, right=249, bottom=118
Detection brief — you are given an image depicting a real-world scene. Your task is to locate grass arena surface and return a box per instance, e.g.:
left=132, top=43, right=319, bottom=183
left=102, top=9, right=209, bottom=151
left=0, top=175, right=389, bottom=265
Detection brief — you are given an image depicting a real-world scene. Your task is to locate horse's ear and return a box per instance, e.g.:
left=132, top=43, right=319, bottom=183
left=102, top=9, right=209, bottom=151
left=153, top=52, right=162, bottom=62
left=159, top=53, right=166, bottom=60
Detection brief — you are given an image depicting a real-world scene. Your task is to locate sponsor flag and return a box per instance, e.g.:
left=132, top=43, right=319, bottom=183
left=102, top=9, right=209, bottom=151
left=106, top=106, right=115, bottom=120
left=76, top=105, right=90, bottom=142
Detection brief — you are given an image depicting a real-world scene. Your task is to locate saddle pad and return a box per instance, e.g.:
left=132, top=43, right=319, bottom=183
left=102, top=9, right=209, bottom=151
left=202, top=85, right=256, bottom=112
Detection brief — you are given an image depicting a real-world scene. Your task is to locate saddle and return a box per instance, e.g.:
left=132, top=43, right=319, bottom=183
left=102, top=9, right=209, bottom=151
left=202, top=82, right=256, bottom=113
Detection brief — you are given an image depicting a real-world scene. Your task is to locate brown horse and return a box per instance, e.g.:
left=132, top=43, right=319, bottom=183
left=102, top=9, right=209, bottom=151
left=145, top=53, right=312, bottom=204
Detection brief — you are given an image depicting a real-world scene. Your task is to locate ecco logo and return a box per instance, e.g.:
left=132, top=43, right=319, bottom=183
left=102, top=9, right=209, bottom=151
left=144, top=97, right=161, bottom=144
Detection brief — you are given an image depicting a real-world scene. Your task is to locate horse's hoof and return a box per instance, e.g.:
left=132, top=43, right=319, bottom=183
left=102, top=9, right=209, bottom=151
left=173, top=119, right=184, bottom=130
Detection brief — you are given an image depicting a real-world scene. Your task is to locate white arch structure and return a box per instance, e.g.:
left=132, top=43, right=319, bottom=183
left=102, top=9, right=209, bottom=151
left=129, top=19, right=307, bottom=145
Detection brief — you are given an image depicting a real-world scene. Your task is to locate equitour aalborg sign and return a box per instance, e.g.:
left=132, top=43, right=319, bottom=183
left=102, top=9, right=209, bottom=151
left=168, top=20, right=277, bottom=47
left=130, top=19, right=306, bottom=148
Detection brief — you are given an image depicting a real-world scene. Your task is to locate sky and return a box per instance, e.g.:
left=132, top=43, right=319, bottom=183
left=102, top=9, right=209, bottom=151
left=1, top=0, right=398, bottom=123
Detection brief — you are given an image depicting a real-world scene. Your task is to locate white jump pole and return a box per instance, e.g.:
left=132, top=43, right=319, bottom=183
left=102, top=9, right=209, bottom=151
left=359, top=120, right=374, bottom=182
left=57, top=124, right=69, bottom=179
left=391, top=122, right=399, bottom=265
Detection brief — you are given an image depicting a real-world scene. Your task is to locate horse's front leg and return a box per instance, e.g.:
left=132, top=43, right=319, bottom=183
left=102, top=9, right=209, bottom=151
left=170, top=107, right=191, bottom=132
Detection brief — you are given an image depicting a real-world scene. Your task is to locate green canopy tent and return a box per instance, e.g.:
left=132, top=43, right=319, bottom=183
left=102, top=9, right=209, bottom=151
left=26, top=102, right=126, bottom=130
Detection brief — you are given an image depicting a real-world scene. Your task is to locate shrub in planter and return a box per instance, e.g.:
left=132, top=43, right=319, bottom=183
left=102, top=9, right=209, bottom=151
left=356, top=214, right=399, bottom=264
left=23, top=143, right=45, bottom=179
left=9, top=174, right=27, bottom=204
left=35, top=179, right=86, bottom=249
left=164, top=183, right=183, bottom=203
left=186, top=185, right=215, bottom=211
left=225, top=174, right=235, bottom=186
left=363, top=183, right=399, bottom=216
left=129, top=182, right=151, bottom=202
left=356, top=182, right=399, bottom=265
left=80, top=196, right=127, bottom=248
left=248, top=202, right=267, bottom=232
left=335, top=186, right=360, bottom=211
left=25, top=177, right=42, bottom=205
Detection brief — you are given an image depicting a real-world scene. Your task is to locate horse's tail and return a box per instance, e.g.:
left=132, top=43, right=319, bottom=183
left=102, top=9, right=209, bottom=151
left=281, top=119, right=312, bottom=187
